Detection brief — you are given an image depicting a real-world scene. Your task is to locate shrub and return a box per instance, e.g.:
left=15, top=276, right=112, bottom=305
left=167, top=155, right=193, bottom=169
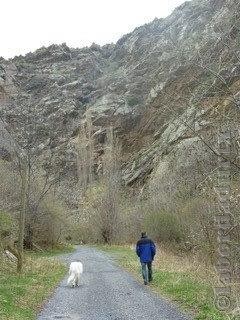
left=144, top=210, right=186, bottom=244
left=0, top=211, right=13, bottom=240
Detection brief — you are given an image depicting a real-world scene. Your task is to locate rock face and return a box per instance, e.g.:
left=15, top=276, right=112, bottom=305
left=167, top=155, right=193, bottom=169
left=0, top=0, right=240, bottom=206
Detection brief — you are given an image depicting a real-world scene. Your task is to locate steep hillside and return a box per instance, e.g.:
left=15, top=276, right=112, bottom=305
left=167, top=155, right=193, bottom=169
left=0, top=0, right=239, bottom=209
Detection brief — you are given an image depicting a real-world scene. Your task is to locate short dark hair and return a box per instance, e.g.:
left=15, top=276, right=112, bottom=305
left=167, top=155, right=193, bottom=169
left=141, top=232, right=147, bottom=238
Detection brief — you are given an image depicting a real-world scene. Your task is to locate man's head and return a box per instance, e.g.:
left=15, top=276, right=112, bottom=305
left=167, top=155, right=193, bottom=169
left=141, top=232, right=147, bottom=238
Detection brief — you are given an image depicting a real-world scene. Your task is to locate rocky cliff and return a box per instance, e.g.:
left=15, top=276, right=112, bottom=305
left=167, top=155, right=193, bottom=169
left=0, top=0, right=239, bottom=208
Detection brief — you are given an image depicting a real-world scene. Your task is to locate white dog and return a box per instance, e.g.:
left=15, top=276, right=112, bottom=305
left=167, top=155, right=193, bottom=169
left=67, top=261, right=83, bottom=287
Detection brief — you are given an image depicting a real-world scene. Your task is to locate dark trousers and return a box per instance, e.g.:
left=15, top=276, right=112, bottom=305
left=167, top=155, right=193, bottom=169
left=141, top=262, right=152, bottom=283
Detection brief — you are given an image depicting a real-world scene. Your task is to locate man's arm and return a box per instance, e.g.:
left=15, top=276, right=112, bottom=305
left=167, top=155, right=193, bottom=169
left=136, top=242, right=140, bottom=257
left=150, top=241, right=156, bottom=258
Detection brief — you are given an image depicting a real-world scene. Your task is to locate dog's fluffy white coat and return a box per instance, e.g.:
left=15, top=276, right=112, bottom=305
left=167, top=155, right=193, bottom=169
left=67, top=261, right=83, bottom=287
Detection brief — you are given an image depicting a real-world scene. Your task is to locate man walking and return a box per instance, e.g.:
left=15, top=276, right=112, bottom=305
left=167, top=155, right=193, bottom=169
left=136, top=232, right=156, bottom=285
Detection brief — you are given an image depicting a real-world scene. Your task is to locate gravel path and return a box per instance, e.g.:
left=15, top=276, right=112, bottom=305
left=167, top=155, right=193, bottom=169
left=37, top=246, right=192, bottom=320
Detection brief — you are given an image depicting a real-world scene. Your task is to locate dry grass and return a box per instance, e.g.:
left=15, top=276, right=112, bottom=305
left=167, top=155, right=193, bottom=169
left=154, top=245, right=218, bottom=285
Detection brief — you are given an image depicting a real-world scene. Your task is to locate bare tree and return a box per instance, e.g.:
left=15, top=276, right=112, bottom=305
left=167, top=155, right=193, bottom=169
left=17, top=157, right=27, bottom=272
left=100, top=126, right=121, bottom=243
left=0, top=117, right=28, bottom=272
left=76, top=112, right=94, bottom=197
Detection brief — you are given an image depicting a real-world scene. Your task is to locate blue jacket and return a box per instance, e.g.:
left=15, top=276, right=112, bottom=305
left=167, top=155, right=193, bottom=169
left=136, top=236, right=156, bottom=263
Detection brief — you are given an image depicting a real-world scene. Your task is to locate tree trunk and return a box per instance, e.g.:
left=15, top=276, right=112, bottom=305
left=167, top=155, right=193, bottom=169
left=17, top=158, right=27, bottom=273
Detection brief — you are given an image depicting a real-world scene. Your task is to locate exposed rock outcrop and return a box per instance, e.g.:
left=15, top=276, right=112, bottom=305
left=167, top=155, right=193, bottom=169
left=0, top=0, right=239, bottom=207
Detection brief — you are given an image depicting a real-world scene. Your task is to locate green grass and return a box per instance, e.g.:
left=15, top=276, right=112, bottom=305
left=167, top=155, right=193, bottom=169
left=97, top=245, right=228, bottom=320
left=0, top=247, right=71, bottom=320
